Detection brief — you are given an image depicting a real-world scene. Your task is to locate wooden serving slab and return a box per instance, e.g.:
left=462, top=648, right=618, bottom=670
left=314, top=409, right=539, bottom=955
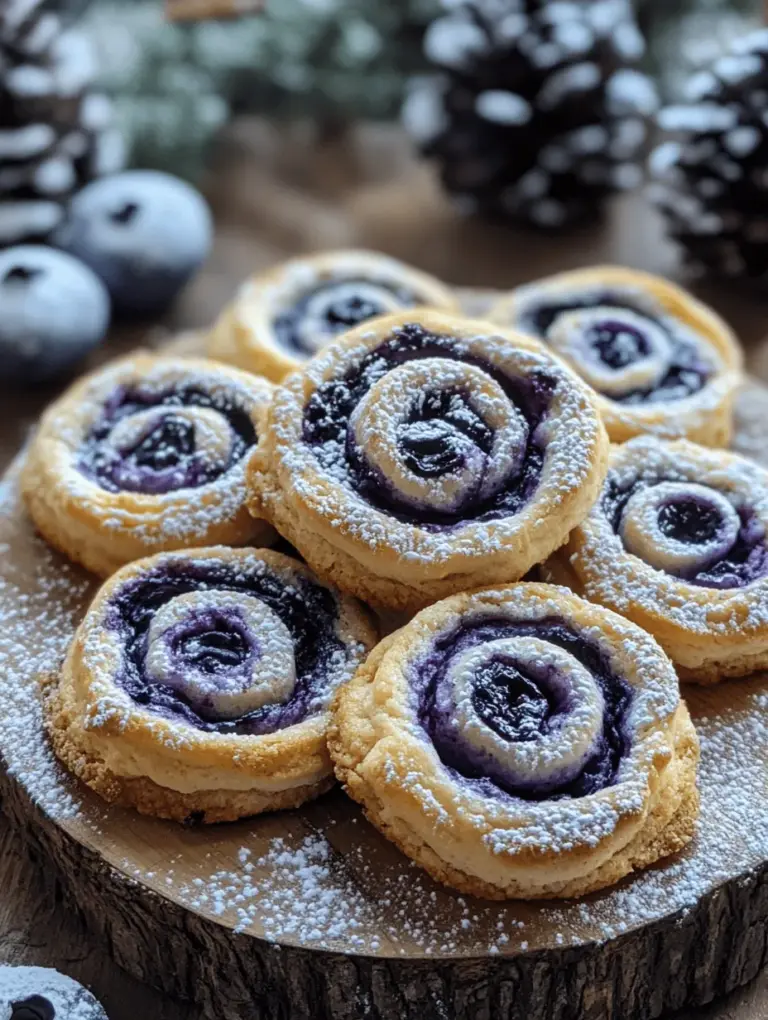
left=3, top=331, right=768, bottom=1020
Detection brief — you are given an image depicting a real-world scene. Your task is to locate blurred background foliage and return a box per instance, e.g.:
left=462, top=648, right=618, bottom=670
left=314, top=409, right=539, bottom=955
left=81, top=0, right=439, bottom=178
left=44, top=0, right=768, bottom=179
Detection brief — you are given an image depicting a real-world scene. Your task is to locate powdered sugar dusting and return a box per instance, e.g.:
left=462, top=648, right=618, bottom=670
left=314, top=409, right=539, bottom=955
left=98, top=675, right=768, bottom=957
left=568, top=437, right=768, bottom=638
left=0, top=965, right=107, bottom=1020
left=33, top=354, right=272, bottom=547
left=268, top=321, right=605, bottom=570
left=0, top=466, right=93, bottom=819
left=234, top=251, right=454, bottom=364
left=3, top=391, right=768, bottom=958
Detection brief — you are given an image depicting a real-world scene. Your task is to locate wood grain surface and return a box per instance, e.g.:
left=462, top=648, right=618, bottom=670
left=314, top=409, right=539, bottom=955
left=3, top=121, right=768, bottom=1019
left=1, top=799, right=765, bottom=1020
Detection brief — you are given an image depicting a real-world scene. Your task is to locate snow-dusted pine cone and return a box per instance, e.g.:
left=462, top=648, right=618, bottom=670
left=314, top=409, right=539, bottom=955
left=650, top=30, right=768, bottom=286
left=403, top=0, right=658, bottom=230
left=0, top=0, right=124, bottom=246
left=0, top=0, right=89, bottom=49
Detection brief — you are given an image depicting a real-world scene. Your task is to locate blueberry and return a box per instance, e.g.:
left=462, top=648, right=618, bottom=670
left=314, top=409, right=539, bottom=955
left=0, top=246, right=110, bottom=385
left=53, top=170, right=212, bottom=319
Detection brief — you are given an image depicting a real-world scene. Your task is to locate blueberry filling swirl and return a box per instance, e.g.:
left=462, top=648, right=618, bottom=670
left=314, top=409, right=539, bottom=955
left=78, top=384, right=256, bottom=495
left=516, top=288, right=713, bottom=404
left=415, top=616, right=632, bottom=802
left=604, top=475, right=768, bottom=588
left=274, top=277, right=416, bottom=356
left=104, top=559, right=350, bottom=734
left=302, top=323, right=555, bottom=529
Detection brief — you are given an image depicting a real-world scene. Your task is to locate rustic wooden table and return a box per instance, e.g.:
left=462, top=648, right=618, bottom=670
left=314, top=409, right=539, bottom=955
left=2, top=122, right=768, bottom=1020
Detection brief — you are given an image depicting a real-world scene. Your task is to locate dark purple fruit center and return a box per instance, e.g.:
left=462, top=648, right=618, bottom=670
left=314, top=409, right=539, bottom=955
left=397, top=387, right=492, bottom=478
left=604, top=475, right=768, bottom=588
left=658, top=498, right=722, bottom=544
left=325, top=293, right=382, bottom=328
left=107, top=561, right=343, bottom=735
left=177, top=624, right=250, bottom=674
left=398, top=419, right=464, bottom=476
left=131, top=415, right=196, bottom=471
left=419, top=617, right=632, bottom=802
left=471, top=659, right=553, bottom=743
left=518, top=290, right=711, bottom=404
left=274, top=277, right=415, bottom=356
left=303, top=324, right=552, bottom=528
left=590, top=320, right=650, bottom=368
left=79, top=385, right=256, bottom=495
left=11, top=997, right=55, bottom=1020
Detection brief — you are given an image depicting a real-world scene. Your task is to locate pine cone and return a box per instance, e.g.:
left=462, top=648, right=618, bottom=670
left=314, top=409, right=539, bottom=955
left=0, top=0, right=124, bottom=246
left=650, top=30, right=768, bottom=285
left=403, top=0, right=658, bottom=230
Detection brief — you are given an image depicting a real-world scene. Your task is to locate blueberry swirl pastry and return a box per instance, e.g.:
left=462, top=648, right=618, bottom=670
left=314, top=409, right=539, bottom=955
left=544, top=437, right=768, bottom=683
left=330, top=583, right=699, bottom=900
left=249, top=309, right=609, bottom=613
left=22, top=354, right=275, bottom=576
left=207, top=249, right=459, bottom=382
left=489, top=266, right=742, bottom=446
left=44, top=547, right=376, bottom=822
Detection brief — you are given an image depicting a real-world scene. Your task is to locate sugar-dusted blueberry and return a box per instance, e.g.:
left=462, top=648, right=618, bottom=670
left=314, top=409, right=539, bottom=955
left=53, top=170, right=212, bottom=319
left=0, top=965, right=108, bottom=1020
left=0, top=246, right=110, bottom=385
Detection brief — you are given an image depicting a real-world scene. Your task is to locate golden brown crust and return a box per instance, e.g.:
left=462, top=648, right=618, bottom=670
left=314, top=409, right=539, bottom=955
left=488, top=265, right=742, bottom=446
left=44, top=678, right=334, bottom=823
left=206, top=249, right=460, bottom=382
left=332, top=708, right=699, bottom=899
left=249, top=309, right=609, bottom=613
left=21, top=353, right=275, bottom=577
left=44, top=546, right=376, bottom=822
left=543, top=437, right=768, bottom=684
left=328, top=583, right=700, bottom=899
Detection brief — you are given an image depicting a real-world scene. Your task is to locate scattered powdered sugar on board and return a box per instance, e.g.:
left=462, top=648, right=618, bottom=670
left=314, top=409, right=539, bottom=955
left=147, top=681, right=768, bottom=956
left=180, top=837, right=374, bottom=946
left=86, top=675, right=768, bottom=957
left=0, top=466, right=94, bottom=819
left=538, top=686, right=768, bottom=943
left=3, top=382, right=768, bottom=957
